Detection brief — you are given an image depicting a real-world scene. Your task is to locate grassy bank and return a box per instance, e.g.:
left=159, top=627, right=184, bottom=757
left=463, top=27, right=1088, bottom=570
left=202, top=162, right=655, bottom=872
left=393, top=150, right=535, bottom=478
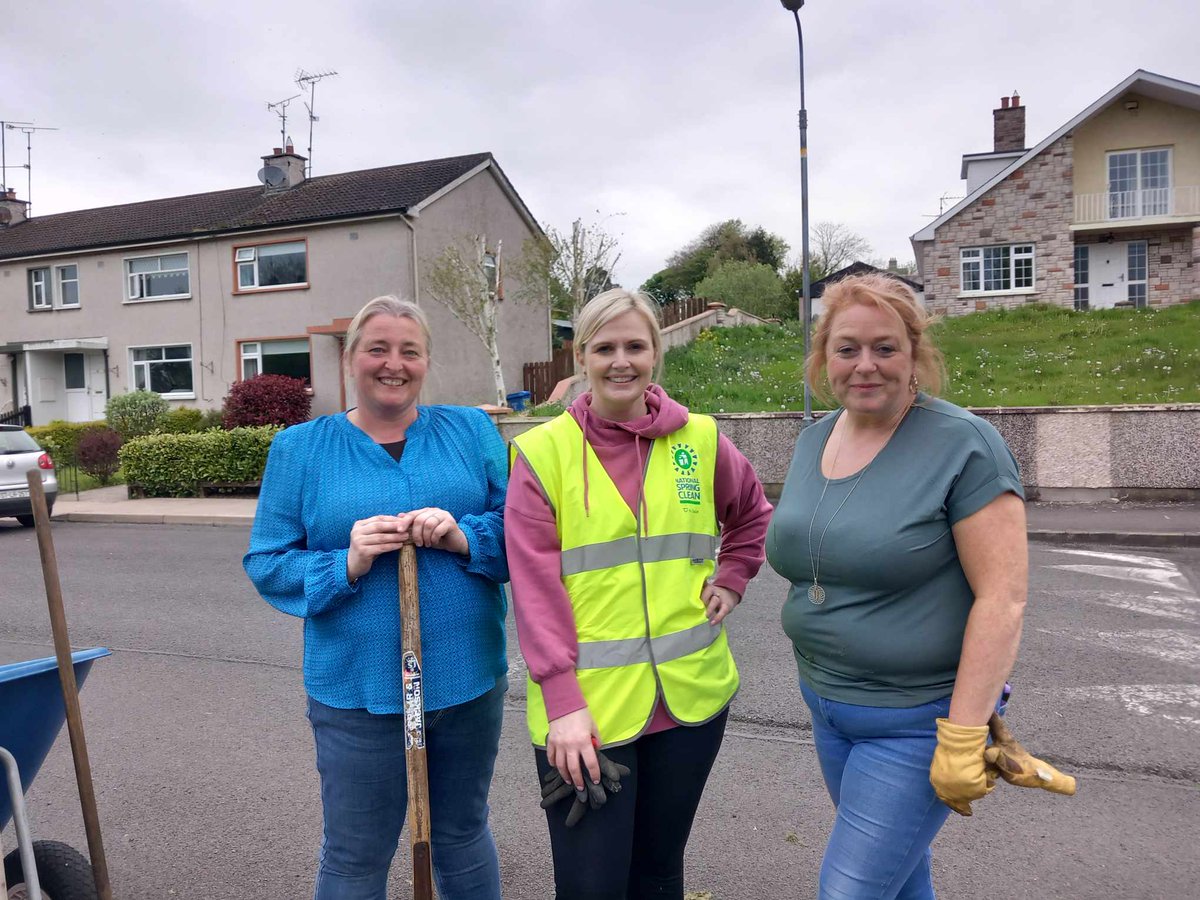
left=657, top=301, right=1200, bottom=412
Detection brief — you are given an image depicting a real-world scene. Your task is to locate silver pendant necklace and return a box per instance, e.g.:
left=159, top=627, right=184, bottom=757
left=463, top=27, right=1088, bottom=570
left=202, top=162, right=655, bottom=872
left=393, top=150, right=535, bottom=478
left=806, top=398, right=915, bottom=605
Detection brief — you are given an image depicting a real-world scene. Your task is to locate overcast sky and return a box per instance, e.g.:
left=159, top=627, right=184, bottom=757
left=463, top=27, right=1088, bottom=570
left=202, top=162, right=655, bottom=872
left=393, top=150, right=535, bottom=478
left=4, top=0, right=1199, bottom=288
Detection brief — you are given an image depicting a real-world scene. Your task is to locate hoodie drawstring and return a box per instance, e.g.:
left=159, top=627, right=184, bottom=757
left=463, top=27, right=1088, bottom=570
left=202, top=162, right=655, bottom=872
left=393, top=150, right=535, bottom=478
left=580, top=406, right=591, bottom=517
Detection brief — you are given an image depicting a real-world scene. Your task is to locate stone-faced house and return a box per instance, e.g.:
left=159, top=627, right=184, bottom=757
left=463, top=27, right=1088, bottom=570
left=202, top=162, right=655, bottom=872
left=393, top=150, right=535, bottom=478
left=0, top=148, right=549, bottom=426
left=912, top=70, right=1200, bottom=317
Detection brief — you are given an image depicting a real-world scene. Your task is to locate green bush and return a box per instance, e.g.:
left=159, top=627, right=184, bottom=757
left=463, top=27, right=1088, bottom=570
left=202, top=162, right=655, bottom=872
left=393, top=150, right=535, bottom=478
left=25, top=420, right=107, bottom=463
left=106, top=391, right=169, bottom=440
left=118, top=426, right=280, bottom=497
left=159, top=406, right=207, bottom=434
left=199, top=408, right=226, bottom=431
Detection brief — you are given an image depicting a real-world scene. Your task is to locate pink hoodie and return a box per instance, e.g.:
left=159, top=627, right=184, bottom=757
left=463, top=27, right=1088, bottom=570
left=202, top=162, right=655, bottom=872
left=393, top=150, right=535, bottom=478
left=505, top=385, right=773, bottom=734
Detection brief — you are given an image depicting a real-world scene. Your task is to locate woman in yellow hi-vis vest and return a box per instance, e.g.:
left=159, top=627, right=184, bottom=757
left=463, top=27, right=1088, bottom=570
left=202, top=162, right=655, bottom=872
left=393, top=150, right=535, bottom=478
left=506, top=289, right=772, bottom=899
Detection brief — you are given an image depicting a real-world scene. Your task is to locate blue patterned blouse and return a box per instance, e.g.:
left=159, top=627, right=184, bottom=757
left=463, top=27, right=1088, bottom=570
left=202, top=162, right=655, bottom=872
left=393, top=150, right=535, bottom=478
left=244, top=406, right=509, bottom=713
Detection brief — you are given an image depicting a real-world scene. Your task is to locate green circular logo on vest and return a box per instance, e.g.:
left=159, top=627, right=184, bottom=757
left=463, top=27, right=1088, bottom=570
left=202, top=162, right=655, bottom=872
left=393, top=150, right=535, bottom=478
left=671, top=443, right=697, bottom=475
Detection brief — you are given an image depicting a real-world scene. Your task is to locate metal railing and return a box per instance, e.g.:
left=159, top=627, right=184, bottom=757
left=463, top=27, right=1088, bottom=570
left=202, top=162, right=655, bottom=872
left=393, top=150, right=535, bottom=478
left=1074, top=185, right=1200, bottom=224
left=0, top=405, right=32, bottom=427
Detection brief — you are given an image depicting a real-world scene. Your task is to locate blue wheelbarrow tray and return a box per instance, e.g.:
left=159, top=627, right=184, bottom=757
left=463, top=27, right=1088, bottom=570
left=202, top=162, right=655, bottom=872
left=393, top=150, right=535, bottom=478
left=0, top=647, right=110, bottom=830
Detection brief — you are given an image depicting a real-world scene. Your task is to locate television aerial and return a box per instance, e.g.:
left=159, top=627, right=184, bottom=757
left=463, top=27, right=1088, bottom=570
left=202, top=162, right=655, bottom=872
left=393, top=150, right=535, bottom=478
left=294, top=68, right=338, bottom=176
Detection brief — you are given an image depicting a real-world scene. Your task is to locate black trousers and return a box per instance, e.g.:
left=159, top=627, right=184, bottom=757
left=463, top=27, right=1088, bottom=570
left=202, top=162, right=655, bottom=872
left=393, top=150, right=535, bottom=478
left=534, top=708, right=729, bottom=900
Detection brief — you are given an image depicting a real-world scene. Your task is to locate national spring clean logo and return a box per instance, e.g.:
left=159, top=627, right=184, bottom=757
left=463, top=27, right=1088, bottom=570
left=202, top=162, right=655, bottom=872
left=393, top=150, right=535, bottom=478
left=671, top=442, right=701, bottom=508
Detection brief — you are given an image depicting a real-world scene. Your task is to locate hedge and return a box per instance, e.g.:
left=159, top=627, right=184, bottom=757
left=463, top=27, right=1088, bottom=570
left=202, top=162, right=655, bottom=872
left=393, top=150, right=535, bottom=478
left=118, top=426, right=281, bottom=497
left=26, top=420, right=108, bottom=463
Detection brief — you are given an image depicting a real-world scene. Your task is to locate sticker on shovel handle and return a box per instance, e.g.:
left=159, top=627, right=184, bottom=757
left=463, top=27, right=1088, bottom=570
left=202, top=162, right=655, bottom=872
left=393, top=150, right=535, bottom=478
left=402, top=651, right=426, bottom=750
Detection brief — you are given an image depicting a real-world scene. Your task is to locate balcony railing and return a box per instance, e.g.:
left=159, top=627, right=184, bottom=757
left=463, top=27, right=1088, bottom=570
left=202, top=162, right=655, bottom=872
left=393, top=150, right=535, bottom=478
left=1074, top=185, right=1200, bottom=225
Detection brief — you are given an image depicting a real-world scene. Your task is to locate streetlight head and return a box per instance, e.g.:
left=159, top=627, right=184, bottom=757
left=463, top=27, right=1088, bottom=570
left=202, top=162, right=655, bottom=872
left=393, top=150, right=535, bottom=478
left=780, top=0, right=805, bottom=10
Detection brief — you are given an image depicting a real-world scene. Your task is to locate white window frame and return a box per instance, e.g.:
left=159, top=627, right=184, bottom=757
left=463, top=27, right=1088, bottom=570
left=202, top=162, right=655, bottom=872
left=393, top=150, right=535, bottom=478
left=238, top=338, right=313, bottom=384
left=28, top=267, right=51, bottom=310
left=233, top=239, right=308, bottom=292
left=128, top=343, right=195, bottom=399
left=959, top=244, right=1036, bottom=296
left=1106, top=147, right=1172, bottom=219
left=1073, top=245, right=1089, bottom=311
left=1127, top=240, right=1148, bottom=308
left=125, top=251, right=191, bottom=303
left=56, top=264, right=80, bottom=308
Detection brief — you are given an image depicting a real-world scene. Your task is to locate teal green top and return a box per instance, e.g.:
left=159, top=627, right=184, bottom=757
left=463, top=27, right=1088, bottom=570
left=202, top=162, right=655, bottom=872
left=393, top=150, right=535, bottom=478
left=767, top=395, right=1023, bottom=707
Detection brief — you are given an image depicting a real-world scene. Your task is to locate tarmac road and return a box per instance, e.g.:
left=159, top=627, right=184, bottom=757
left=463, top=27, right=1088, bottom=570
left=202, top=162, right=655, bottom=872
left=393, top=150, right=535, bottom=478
left=1, top=521, right=1197, bottom=899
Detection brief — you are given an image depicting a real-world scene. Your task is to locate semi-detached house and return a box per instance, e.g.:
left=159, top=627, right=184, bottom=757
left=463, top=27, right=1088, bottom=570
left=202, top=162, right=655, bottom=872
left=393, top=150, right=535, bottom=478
left=0, top=146, right=549, bottom=426
left=912, top=70, right=1200, bottom=316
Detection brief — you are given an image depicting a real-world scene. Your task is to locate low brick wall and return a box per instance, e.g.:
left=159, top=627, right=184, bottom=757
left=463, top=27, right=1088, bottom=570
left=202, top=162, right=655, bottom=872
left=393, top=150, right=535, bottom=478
left=496, top=403, right=1200, bottom=501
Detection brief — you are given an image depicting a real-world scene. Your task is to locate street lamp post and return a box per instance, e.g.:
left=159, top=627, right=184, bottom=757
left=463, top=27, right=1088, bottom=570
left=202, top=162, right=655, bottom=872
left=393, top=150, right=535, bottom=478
left=781, top=0, right=815, bottom=425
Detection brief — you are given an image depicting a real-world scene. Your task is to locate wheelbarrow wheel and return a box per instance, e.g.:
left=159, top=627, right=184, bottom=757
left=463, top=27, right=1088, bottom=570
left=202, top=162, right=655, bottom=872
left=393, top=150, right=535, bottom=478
left=4, top=840, right=98, bottom=900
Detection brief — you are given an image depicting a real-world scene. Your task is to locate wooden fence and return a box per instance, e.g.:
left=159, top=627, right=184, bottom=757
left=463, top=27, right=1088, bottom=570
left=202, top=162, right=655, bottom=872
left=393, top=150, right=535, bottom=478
left=523, top=342, right=575, bottom=405
left=659, top=295, right=708, bottom=328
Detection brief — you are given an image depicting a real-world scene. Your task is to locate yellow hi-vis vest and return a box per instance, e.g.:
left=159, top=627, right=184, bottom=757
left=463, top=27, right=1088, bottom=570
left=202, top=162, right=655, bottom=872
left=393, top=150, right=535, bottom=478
left=511, top=411, right=739, bottom=748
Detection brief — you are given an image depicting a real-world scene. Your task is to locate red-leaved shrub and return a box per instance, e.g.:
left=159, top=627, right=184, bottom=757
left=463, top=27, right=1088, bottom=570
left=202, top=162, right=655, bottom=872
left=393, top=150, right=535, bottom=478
left=223, top=375, right=311, bottom=428
left=77, top=428, right=124, bottom=485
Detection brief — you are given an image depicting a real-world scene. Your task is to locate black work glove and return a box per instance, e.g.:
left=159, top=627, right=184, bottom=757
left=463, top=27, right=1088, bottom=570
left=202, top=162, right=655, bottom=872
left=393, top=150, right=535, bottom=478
left=539, top=750, right=631, bottom=828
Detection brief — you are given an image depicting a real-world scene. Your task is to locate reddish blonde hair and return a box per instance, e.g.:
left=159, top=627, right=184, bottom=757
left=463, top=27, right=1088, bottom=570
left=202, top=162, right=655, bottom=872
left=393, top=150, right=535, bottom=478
left=806, top=273, right=945, bottom=403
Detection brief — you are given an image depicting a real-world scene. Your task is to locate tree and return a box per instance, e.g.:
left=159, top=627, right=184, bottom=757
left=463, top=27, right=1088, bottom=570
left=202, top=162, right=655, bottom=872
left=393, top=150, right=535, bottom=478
left=425, top=234, right=509, bottom=405
left=641, top=220, right=789, bottom=304
left=807, top=221, right=873, bottom=282
left=515, top=216, right=622, bottom=324
left=694, top=260, right=791, bottom=321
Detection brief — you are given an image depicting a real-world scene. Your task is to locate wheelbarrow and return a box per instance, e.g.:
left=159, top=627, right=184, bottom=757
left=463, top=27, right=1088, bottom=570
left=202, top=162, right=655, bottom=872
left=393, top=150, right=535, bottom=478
left=1, top=647, right=110, bottom=899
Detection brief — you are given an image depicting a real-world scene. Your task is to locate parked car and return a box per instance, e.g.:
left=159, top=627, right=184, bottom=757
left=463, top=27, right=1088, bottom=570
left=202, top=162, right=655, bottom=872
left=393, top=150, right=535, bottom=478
left=0, top=425, right=57, bottom=527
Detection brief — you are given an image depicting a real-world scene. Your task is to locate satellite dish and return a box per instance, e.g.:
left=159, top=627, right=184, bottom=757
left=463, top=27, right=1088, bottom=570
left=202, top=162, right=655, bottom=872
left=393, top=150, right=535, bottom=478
left=257, top=165, right=287, bottom=188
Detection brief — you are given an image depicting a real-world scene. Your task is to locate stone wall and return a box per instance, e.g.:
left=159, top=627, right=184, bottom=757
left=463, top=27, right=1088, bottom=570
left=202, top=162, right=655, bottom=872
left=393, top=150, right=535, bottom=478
left=495, top=404, right=1200, bottom=501
left=922, top=134, right=1076, bottom=317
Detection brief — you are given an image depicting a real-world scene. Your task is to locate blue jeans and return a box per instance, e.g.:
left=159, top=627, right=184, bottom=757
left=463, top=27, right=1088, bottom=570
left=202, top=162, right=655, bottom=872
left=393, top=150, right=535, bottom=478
left=800, top=682, right=953, bottom=900
left=307, top=678, right=505, bottom=900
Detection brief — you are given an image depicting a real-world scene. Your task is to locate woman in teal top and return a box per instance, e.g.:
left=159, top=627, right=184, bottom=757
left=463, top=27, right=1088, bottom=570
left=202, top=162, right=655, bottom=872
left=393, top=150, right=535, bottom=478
left=768, top=273, right=1028, bottom=899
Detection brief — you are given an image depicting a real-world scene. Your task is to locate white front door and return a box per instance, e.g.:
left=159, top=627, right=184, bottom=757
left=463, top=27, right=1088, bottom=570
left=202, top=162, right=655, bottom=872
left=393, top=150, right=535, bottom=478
left=87, top=353, right=108, bottom=419
left=64, top=353, right=91, bottom=422
left=1088, top=243, right=1127, bottom=309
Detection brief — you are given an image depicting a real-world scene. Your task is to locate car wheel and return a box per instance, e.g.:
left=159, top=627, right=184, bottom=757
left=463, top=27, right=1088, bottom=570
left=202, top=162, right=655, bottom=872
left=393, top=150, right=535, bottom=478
left=15, top=515, right=35, bottom=528
left=3, top=840, right=99, bottom=899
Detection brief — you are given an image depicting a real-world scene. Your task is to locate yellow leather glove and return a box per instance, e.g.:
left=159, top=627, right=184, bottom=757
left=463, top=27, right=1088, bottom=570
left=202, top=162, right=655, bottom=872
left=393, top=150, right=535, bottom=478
left=984, top=714, right=1077, bottom=796
left=929, top=718, right=994, bottom=816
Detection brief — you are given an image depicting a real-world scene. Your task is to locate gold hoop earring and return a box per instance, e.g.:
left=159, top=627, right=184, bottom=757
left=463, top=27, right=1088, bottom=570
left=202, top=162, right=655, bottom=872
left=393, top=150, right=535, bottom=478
left=910, top=373, right=919, bottom=393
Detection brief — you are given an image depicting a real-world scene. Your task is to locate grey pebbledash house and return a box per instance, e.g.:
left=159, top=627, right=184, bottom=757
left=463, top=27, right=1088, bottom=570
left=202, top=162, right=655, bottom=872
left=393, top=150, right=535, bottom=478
left=912, top=70, right=1200, bottom=317
left=0, top=147, right=549, bottom=426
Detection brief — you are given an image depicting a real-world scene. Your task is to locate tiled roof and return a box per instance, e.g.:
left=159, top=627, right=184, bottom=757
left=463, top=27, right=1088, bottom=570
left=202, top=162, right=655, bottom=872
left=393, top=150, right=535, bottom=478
left=0, top=152, right=492, bottom=261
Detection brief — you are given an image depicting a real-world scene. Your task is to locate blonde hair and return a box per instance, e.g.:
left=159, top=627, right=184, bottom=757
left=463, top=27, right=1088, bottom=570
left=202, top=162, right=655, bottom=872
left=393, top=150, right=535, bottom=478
left=343, top=295, right=432, bottom=360
left=573, top=289, right=664, bottom=379
left=806, top=273, right=945, bottom=402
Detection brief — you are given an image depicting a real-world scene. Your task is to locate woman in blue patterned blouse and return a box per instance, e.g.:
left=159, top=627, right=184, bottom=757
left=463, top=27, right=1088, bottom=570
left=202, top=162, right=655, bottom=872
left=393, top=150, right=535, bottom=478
left=244, top=295, right=509, bottom=900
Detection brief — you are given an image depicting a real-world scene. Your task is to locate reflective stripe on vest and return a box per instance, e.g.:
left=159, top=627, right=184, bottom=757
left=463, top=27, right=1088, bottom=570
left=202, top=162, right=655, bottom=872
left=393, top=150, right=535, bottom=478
left=561, top=532, right=718, bottom=577
left=512, top=410, right=739, bottom=747
left=576, top=620, right=722, bottom=669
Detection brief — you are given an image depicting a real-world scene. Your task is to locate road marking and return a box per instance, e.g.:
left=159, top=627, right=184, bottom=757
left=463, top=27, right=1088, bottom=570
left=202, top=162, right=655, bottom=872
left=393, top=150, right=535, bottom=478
left=1061, top=684, right=1200, bottom=732
left=1039, top=627, right=1200, bottom=667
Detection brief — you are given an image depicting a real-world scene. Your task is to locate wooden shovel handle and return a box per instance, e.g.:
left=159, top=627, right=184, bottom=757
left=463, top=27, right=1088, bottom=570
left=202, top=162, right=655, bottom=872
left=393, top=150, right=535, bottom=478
left=399, top=542, right=434, bottom=899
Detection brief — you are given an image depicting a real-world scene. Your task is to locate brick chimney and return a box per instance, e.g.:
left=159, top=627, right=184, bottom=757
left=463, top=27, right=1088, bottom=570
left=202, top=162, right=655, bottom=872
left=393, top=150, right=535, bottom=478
left=993, top=92, right=1025, bottom=153
left=259, top=141, right=307, bottom=191
left=0, top=188, right=28, bottom=227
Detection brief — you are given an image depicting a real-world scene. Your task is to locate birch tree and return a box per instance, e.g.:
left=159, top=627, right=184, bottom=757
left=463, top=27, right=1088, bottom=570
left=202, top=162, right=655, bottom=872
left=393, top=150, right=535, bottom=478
left=425, top=234, right=508, bottom=405
left=516, top=216, right=622, bottom=323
